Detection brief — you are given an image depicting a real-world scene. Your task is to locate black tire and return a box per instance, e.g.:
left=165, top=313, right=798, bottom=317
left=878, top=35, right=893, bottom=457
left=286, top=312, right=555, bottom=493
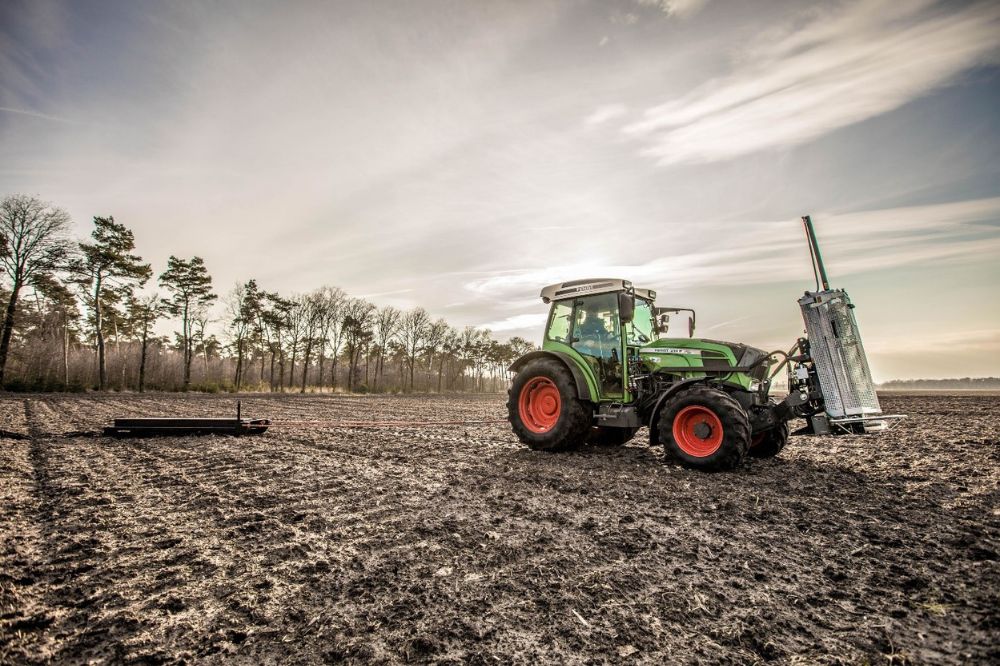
left=587, top=426, right=639, bottom=447
left=508, top=358, right=592, bottom=451
left=658, top=385, right=750, bottom=471
left=749, top=421, right=789, bottom=458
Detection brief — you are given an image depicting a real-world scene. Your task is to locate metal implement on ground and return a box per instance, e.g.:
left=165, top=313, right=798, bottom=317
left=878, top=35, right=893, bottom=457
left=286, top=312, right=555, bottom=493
left=103, top=402, right=271, bottom=437
left=101, top=399, right=505, bottom=438
left=102, top=418, right=272, bottom=437
left=506, top=214, right=904, bottom=471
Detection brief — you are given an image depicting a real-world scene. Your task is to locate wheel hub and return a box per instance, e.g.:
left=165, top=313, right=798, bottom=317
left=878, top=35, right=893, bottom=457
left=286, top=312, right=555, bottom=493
left=518, top=376, right=562, bottom=433
left=672, top=405, right=724, bottom=457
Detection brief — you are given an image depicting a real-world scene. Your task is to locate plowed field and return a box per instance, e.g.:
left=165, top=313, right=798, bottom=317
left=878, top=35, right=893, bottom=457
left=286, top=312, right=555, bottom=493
left=1, top=393, right=997, bottom=664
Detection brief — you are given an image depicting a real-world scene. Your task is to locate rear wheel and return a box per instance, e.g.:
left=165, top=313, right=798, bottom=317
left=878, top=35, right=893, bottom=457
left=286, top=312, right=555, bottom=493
left=659, top=386, right=750, bottom=471
left=587, top=426, right=638, bottom=447
left=508, top=358, right=592, bottom=451
left=749, top=421, right=789, bottom=458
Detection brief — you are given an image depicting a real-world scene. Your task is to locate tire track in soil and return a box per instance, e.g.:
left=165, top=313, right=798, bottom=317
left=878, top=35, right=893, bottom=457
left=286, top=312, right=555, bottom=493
left=18, top=398, right=166, bottom=663
left=0, top=400, right=58, bottom=664
left=0, top=395, right=29, bottom=437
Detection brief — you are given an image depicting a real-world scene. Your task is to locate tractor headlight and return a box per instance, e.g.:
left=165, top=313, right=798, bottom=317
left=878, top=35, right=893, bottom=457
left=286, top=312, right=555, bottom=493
left=748, top=379, right=762, bottom=392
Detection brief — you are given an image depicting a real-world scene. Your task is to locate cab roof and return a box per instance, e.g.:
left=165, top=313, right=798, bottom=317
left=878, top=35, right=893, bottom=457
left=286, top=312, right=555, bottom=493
left=540, top=278, right=657, bottom=303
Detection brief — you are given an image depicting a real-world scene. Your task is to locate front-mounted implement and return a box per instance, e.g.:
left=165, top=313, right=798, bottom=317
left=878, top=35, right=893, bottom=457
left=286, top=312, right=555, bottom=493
left=789, top=216, right=905, bottom=435
left=506, top=215, right=904, bottom=471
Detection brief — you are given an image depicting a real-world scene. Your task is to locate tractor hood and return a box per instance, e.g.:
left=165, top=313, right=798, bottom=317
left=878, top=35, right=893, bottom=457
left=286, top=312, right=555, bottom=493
left=638, top=338, right=771, bottom=380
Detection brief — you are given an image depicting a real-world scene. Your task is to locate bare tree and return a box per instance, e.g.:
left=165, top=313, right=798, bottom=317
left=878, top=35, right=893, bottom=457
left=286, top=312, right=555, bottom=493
left=125, top=292, right=164, bottom=392
left=225, top=280, right=264, bottom=391
left=262, top=292, right=292, bottom=390
left=190, top=306, right=214, bottom=382
left=305, top=286, right=343, bottom=391
left=284, top=295, right=308, bottom=391
left=371, top=305, right=401, bottom=392
left=26, top=272, right=79, bottom=389
left=441, top=327, right=464, bottom=390
left=318, top=287, right=347, bottom=390
left=0, top=195, right=72, bottom=384
left=299, top=291, right=323, bottom=393
left=341, top=297, right=374, bottom=391
left=460, top=326, right=490, bottom=391
left=399, top=307, right=430, bottom=392
left=424, top=318, right=449, bottom=393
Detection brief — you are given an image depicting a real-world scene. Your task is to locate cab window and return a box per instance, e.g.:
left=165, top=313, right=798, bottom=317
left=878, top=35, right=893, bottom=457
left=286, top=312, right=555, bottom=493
left=546, top=301, right=573, bottom=343
left=571, top=292, right=623, bottom=396
left=627, top=299, right=655, bottom=345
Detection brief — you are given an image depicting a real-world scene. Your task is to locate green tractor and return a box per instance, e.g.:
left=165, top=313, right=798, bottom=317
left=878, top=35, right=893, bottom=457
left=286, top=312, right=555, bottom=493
left=507, top=217, right=901, bottom=470
left=506, top=278, right=787, bottom=470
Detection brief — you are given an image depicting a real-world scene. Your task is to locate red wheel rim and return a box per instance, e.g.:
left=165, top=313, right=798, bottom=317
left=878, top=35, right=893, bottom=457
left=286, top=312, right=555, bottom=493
left=751, top=432, right=765, bottom=448
left=518, top=377, right=562, bottom=433
left=673, top=405, right=723, bottom=457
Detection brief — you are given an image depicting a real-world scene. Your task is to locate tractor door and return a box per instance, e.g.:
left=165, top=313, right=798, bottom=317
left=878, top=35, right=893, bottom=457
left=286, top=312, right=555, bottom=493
left=571, top=293, right=624, bottom=398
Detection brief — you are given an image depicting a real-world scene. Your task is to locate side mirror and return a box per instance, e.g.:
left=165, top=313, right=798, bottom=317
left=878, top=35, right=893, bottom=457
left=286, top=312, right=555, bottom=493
left=654, top=307, right=696, bottom=337
left=618, top=292, right=635, bottom=322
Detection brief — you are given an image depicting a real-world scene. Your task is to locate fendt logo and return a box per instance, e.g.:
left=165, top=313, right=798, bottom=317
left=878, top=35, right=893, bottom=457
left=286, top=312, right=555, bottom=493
left=641, top=347, right=700, bottom=355
left=567, top=282, right=613, bottom=293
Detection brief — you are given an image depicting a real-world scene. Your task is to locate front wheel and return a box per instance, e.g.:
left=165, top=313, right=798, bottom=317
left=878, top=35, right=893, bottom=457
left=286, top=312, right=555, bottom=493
left=749, top=421, right=789, bottom=458
left=508, top=358, right=592, bottom=451
left=659, top=386, right=750, bottom=471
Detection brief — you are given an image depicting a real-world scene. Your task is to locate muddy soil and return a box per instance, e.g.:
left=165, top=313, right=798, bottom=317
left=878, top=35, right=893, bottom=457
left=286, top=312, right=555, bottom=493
left=1, top=393, right=997, bottom=664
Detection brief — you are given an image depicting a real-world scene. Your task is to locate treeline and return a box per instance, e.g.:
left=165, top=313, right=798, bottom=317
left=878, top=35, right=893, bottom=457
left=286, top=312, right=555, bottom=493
left=0, top=194, right=534, bottom=393
left=878, top=378, right=1000, bottom=390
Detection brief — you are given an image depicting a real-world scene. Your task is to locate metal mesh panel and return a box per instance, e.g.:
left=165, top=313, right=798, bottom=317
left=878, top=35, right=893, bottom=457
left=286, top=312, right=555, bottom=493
left=799, top=290, right=881, bottom=418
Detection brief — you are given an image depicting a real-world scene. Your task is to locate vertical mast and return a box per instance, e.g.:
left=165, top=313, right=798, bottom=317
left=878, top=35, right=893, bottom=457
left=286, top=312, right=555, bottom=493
left=802, top=215, right=830, bottom=291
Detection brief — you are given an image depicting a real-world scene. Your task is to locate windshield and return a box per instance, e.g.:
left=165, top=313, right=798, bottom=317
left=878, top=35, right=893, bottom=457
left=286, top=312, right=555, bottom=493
left=627, top=298, right=656, bottom=345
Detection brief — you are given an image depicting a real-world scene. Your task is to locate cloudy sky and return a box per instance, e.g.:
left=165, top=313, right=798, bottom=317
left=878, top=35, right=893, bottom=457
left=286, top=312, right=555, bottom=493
left=1, top=0, right=998, bottom=380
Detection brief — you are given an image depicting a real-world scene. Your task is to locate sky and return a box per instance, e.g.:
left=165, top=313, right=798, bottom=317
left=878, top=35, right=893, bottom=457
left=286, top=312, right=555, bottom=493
left=1, top=0, right=999, bottom=381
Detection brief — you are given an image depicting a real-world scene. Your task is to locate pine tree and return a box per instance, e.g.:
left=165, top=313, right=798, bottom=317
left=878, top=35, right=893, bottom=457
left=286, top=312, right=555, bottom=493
left=71, top=216, right=151, bottom=390
left=159, top=256, right=216, bottom=390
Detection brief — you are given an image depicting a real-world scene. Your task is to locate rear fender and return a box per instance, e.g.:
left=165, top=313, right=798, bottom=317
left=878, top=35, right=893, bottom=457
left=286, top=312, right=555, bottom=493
left=509, top=351, right=597, bottom=402
left=647, top=377, right=709, bottom=445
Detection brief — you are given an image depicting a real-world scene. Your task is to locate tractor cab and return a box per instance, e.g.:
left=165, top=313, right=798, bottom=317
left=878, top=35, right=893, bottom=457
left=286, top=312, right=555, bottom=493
left=540, top=279, right=641, bottom=401
left=537, top=278, right=725, bottom=404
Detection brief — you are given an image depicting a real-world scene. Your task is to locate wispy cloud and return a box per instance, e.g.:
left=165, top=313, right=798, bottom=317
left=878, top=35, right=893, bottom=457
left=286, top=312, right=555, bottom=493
left=624, top=0, right=1000, bottom=164
left=584, top=103, right=627, bottom=127
left=0, top=105, right=78, bottom=125
left=479, top=312, right=549, bottom=333
left=703, top=315, right=752, bottom=332
left=635, top=0, right=711, bottom=19
left=463, top=197, right=1000, bottom=302
left=358, top=288, right=414, bottom=299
